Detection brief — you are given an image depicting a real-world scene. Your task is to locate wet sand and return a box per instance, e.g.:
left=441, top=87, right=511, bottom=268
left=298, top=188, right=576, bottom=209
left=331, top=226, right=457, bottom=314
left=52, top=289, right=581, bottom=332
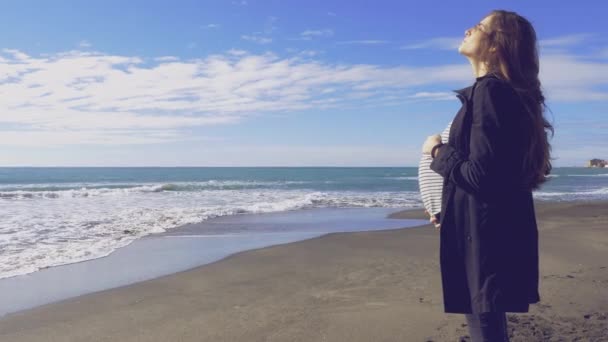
left=0, top=201, right=606, bottom=341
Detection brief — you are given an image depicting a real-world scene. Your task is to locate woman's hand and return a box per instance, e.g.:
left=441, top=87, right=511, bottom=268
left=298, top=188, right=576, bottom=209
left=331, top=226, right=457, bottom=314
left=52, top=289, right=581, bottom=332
left=422, top=134, right=442, bottom=155
left=424, top=210, right=441, bottom=229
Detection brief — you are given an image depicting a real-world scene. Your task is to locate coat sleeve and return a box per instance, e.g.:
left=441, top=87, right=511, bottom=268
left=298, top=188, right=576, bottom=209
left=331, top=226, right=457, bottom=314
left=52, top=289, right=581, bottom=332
left=430, top=79, right=513, bottom=195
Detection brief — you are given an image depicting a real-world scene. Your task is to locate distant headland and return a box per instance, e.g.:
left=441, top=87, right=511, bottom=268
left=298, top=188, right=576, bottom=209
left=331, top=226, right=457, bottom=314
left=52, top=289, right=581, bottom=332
left=587, top=159, right=607, bottom=168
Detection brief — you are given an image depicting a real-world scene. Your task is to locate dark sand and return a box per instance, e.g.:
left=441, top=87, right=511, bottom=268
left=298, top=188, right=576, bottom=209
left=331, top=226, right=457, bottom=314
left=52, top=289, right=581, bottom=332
left=0, top=201, right=606, bottom=341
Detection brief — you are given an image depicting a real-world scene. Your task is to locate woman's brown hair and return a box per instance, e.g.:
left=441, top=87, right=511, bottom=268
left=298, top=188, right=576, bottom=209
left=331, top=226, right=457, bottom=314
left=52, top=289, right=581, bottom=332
left=478, top=10, right=553, bottom=190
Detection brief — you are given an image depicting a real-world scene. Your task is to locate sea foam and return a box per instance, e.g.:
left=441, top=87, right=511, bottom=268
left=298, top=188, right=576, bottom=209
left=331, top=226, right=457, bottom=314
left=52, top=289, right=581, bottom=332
left=0, top=186, right=420, bottom=279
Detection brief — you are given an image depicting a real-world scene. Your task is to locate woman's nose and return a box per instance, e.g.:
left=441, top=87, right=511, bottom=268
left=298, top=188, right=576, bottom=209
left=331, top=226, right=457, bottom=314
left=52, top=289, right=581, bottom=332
left=464, top=29, right=471, bottom=37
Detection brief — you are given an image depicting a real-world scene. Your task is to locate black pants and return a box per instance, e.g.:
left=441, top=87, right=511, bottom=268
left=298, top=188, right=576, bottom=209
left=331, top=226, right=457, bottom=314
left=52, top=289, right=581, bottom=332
left=465, top=312, right=509, bottom=342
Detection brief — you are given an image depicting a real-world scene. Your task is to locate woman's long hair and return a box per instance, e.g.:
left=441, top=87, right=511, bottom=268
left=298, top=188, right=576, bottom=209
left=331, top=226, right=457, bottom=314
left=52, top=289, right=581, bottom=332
left=478, top=10, right=553, bottom=190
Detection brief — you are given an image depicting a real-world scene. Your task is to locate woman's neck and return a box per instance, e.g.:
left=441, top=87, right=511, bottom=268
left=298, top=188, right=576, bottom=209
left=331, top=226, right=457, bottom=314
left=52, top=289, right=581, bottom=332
left=468, top=58, right=489, bottom=78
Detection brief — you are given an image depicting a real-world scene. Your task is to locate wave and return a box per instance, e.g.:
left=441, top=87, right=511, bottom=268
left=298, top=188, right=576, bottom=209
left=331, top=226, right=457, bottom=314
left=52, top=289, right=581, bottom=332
left=0, top=181, right=320, bottom=199
left=567, top=174, right=608, bottom=177
left=534, top=187, right=608, bottom=199
left=0, top=190, right=422, bottom=279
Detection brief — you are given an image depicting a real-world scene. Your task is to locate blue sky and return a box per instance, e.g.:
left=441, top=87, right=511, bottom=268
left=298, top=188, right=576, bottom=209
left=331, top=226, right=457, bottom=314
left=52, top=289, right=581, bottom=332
left=0, top=0, right=607, bottom=167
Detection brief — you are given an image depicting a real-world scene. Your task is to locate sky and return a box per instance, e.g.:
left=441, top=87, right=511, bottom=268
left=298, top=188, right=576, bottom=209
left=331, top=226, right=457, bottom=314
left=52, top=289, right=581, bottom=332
left=0, top=0, right=607, bottom=167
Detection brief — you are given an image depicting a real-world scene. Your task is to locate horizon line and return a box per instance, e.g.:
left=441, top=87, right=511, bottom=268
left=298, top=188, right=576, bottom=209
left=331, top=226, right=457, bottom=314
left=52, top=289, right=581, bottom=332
left=0, top=165, right=586, bottom=168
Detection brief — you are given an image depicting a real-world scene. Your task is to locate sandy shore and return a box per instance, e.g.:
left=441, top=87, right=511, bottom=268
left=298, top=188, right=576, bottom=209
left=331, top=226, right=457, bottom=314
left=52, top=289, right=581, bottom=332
left=1, top=201, right=606, bottom=341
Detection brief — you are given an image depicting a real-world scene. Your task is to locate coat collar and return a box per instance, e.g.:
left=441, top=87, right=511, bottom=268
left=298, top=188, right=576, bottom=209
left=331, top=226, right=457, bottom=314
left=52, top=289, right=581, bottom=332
left=453, top=73, right=499, bottom=104
left=454, top=86, right=474, bottom=104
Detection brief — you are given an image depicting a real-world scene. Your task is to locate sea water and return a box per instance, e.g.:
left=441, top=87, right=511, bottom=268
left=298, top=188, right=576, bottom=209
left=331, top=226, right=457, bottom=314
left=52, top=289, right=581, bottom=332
left=0, top=167, right=606, bottom=279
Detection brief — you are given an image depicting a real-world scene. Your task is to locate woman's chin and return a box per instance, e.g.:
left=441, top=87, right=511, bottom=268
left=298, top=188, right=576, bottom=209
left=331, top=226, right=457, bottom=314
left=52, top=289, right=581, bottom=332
left=458, top=47, right=471, bottom=57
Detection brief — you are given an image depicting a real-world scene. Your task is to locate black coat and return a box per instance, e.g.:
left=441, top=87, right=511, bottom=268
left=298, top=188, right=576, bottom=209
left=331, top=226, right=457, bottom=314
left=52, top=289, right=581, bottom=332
left=430, top=74, right=540, bottom=314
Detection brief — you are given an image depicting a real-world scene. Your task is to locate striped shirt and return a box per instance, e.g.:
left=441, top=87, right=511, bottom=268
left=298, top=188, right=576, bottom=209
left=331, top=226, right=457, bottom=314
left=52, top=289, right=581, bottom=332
left=418, top=121, right=452, bottom=216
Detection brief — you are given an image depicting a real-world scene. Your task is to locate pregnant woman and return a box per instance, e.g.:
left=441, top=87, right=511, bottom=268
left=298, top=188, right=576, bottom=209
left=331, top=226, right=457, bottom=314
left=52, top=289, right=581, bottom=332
left=421, top=10, right=553, bottom=341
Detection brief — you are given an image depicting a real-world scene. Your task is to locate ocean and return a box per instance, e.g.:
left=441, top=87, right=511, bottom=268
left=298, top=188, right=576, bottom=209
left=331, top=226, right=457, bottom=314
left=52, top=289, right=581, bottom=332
left=1, top=166, right=606, bottom=280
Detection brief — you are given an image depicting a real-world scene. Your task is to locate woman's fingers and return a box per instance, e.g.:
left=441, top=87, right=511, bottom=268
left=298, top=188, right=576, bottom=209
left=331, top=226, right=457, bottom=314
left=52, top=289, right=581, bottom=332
left=425, top=210, right=440, bottom=229
left=422, top=134, right=442, bottom=154
left=429, top=216, right=440, bottom=229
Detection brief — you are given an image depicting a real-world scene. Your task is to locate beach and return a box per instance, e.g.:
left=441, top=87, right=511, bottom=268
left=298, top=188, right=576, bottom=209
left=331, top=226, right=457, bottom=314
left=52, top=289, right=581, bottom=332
left=1, top=2, right=608, bottom=340
left=0, top=200, right=606, bottom=341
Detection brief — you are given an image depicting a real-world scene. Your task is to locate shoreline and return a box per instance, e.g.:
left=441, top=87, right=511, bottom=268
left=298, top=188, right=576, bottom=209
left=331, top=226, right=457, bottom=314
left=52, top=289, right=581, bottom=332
left=1, top=200, right=607, bottom=341
left=0, top=207, right=426, bottom=317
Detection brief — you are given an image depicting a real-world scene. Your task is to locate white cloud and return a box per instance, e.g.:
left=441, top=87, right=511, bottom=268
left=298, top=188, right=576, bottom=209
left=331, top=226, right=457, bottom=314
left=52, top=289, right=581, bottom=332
left=539, top=34, right=593, bottom=48
left=297, top=50, right=322, bottom=57
left=155, top=56, right=179, bottom=62
left=0, top=144, right=420, bottom=167
left=78, top=40, right=92, bottom=48
left=337, top=40, right=388, bottom=45
left=205, top=24, right=220, bottom=29
left=540, top=53, right=608, bottom=101
left=398, top=34, right=608, bottom=102
left=404, top=34, right=594, bottom=52
left=408, top=92, right=455, bottom=101
left=241, top=34, right=272, bottom=44
left=0, top=44, right=606, bottom=148
left=401, top=37, right=462, bottom=50
left=227, top=49, right=248, bottom=56
left=0, top=130, right=183, bottom=147
left=300, top=29, right=334, bottom=40
left=3, top=48, right=30, bottom=60
left=0, top=48, right=470, bottom=147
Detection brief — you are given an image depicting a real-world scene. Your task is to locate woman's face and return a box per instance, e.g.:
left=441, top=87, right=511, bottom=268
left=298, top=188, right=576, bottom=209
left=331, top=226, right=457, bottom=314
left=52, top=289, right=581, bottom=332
left=458, top=15, right=492, bottom=59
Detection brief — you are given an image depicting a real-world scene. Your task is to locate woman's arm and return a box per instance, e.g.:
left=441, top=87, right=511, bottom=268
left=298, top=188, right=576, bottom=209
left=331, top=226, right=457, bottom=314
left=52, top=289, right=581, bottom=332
left=430, top=79, right=514, bottom=195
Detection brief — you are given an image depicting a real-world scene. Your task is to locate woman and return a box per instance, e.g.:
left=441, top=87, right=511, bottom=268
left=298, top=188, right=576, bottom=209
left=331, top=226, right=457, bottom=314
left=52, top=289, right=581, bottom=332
left=421, top=10, right=553, bottom=341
